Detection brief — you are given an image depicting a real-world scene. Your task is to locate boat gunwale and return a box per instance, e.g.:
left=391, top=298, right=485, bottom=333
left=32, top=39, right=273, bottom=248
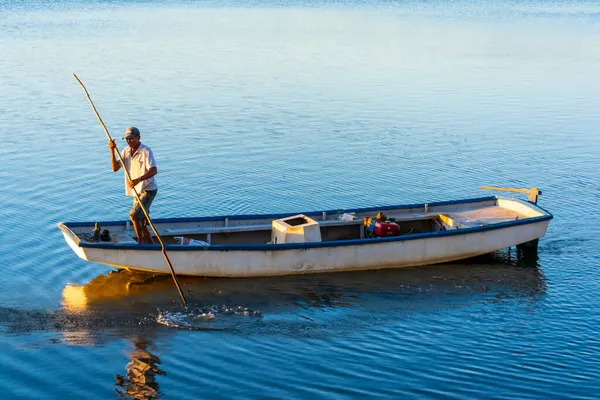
left=57, top=196, right=553, bottom=252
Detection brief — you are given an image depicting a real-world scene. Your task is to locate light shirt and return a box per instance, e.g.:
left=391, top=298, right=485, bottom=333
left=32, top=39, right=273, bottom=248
left=119, top=143, right=158, bottom=196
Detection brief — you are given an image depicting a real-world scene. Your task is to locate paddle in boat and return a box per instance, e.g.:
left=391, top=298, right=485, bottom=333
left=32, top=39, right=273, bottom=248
left=57, top=186, right=552, bottom=277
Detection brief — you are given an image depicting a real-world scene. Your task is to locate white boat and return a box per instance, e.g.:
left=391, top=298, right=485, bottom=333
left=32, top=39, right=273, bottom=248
left=57, top=188, right=552, bottom=277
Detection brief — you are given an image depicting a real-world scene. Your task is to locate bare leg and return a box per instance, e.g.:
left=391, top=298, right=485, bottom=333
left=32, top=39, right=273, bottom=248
left=131, top=218, right=144, bottom=244
left=141, top=225, right=154, bottom=244
left=129, top=191, right=157, bottom=244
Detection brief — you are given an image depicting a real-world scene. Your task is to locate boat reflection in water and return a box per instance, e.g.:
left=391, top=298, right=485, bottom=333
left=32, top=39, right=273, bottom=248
left=115, top=337, right=166, bottom=400
left=57, top=251, right=546, bottom=397
left=61, top=249, right=546, bottom=332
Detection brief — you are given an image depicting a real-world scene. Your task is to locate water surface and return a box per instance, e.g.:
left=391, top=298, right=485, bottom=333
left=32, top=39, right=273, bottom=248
left=1, top=1, right=599, bottom=398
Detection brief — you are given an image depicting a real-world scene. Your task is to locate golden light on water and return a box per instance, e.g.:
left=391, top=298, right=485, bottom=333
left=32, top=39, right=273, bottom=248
left=61, top=284, right=88, bottom=313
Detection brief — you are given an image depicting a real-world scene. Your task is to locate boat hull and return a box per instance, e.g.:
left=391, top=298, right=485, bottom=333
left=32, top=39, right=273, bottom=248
left=60, top=216, right=550, bottom=277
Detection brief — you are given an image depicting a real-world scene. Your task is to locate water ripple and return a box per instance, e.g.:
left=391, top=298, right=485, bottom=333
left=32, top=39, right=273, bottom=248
left=1, top=1, right=600, bottom=398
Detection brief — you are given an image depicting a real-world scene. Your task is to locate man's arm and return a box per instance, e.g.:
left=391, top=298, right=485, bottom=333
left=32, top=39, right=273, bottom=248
left=128, top=167, right=157, bottom=188
left=108, top=139, right=121, bottom=172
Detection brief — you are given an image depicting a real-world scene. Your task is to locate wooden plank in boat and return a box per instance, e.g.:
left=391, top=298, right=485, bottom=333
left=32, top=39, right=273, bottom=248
left=163, top=223, right=271, bottom=235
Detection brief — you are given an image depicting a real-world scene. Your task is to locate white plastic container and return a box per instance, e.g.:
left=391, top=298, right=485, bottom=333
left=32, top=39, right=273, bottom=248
left=271, top=214, right=322, bottom=244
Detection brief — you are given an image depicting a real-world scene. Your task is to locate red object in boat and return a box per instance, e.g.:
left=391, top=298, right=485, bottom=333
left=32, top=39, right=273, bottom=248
left=373, top=221, right=400, bottom=237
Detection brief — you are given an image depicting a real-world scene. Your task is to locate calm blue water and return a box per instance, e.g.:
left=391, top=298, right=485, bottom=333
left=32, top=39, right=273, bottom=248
left=1, top=0, right=599, bottom=398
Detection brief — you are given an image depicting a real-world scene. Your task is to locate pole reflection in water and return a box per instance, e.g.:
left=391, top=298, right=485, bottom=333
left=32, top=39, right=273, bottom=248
left=115, top=338, right=166, bottom=400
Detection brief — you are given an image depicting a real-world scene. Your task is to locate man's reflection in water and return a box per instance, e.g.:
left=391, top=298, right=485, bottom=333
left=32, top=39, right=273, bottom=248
left=115, top=338, right=166, bottom=399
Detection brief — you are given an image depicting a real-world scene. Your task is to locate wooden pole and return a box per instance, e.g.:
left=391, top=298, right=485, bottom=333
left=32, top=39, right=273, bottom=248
left=73, top=73, right=188, bottom=307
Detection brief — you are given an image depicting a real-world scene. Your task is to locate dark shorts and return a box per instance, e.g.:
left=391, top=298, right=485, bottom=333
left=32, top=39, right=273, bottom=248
left=129, top=190, right=157, bottom=225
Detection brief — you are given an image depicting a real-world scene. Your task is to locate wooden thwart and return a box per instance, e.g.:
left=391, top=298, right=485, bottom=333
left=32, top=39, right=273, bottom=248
left=480, top=186, right=542, bottom=204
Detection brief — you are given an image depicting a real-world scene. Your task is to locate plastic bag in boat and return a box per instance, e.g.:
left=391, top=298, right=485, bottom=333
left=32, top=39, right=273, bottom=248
left=338, top=212, right=356, bottom=221
left=174, top=236, right=209, bottom=246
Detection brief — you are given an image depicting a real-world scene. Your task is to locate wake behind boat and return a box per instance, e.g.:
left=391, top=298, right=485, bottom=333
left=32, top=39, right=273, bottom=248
left=57, top=187, right=552, bottom=277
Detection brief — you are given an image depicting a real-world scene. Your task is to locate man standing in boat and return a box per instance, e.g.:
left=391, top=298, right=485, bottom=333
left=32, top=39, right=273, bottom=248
left=108, top=126, right=158, bottom=244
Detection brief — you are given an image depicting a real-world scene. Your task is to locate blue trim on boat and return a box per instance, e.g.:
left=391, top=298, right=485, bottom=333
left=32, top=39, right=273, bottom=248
left=59, top=195, right=553, bottom=252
